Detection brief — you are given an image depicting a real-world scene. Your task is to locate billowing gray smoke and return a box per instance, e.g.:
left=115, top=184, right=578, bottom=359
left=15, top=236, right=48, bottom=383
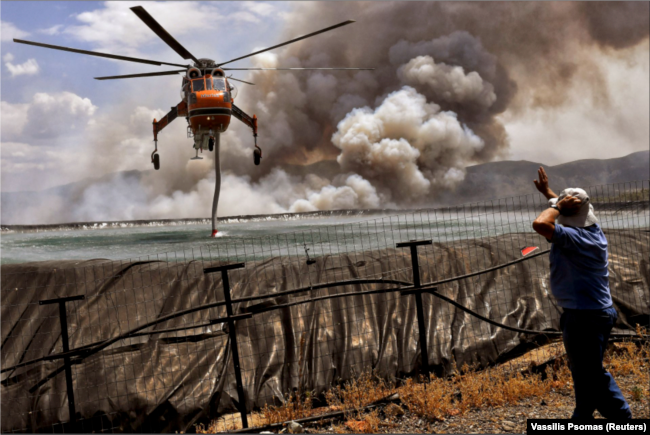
left=226, top=1, right=648, bottom=208
left=3, top=2, right=648, bottom=224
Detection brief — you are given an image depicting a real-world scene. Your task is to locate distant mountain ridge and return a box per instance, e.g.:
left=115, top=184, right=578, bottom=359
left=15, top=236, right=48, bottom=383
left=436, top=150, right=649, bottom=204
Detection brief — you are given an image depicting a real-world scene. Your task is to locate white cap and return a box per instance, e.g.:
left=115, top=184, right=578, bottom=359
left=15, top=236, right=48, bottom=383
left=548, top=187, right=598, bottom=228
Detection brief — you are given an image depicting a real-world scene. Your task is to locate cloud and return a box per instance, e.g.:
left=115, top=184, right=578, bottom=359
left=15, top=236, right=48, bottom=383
left=241, top=2, right=277, bottom=17
left=38, top=24, right=64, bottom=36
left=0, top=142, right=59, bottom=174
left=5, top=58, right=39, bottom=77
left=0, top=101, right=29, bottom=140
left=1, top=100, right=176, bottom=193
left=0, top=92, right=97, bottom=144
left=60, top=1, right=239, bottom=59
left=26, top=92, right=97, bottom=139
left=1, top=21, right=29, bottom=41
left=228, top=11, right=262, bottom=24
left=219, top=2, right=287, bottom=24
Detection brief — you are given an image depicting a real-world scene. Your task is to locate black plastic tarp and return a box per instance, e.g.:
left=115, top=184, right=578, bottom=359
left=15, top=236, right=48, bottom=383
left=1, top=230, right=648, bottom=432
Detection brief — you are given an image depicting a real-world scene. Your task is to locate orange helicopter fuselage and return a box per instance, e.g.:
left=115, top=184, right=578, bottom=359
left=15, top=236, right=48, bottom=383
left=186, top=74, right=232, bottom=134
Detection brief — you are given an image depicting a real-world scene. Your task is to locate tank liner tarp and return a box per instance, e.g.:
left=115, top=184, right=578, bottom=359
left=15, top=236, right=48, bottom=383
left=1, top=230, right=648, bottom=432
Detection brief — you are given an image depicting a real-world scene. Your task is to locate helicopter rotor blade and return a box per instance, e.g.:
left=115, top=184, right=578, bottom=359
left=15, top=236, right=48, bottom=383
left=130, top=6, right=199, bottom=64
left=216, top=19, right=357, bottom=67
left=227, top=76, right=255, bottom=86
left=95, top=69, right=187, bottom=80
left=223, top=67, right=374, bottom=70
left=13, top=39, right=189, bottom=68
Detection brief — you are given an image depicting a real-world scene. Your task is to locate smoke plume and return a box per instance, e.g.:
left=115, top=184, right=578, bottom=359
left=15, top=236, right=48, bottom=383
left=220, top=1, right=647, bottom=208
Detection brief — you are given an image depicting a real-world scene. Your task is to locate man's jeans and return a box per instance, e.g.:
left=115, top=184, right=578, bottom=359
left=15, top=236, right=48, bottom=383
left=560, top=306, right=632, bottom=419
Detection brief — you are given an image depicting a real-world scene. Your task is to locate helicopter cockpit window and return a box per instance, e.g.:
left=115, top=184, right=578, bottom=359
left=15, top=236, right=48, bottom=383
left=192, top=79, right=205, bottom=92
left=205, top=78, right=212, bottom=90
left=212, top=78, right=227, bottom=91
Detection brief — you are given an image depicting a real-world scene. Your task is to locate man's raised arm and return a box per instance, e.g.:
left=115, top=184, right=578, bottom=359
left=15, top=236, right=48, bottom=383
left=533, top=166, right=558, bottom=200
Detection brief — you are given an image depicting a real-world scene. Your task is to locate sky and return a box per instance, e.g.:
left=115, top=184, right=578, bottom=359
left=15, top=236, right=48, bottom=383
left=0, top=1, right=648, bottom=224
left=1, top=1, right=292, bottom=191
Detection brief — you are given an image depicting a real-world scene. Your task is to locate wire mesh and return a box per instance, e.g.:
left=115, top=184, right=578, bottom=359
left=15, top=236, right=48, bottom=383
left=1, top=180, right=648, bottom=432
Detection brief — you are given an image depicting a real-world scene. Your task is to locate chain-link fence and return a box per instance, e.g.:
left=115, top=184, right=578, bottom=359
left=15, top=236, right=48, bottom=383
left=2, top=180, right=648, bottom=433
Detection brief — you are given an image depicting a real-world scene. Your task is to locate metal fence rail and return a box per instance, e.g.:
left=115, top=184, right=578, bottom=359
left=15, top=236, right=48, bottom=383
left=1, top=180, right=648, bottom=433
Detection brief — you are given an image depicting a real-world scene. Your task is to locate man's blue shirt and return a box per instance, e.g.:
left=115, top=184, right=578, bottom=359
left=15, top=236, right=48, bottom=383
left=549, top=223, right=613, bottom=310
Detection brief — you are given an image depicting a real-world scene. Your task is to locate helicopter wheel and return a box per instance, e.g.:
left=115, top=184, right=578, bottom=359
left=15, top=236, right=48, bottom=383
left=254, top=147, right=262, bottom=166
left=208, top=137, right=214, bottom=152
left=153, top=153, right=160, bottom=170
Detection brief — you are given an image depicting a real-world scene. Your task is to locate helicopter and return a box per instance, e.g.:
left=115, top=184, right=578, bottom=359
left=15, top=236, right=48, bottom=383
left=14, top=5, right=372, bottom=237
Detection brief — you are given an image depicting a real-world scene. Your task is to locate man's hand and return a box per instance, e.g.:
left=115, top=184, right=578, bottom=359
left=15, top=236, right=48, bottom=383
left=557, top=195, right=582, bottom=216
left=533, top=167, right=558, bottom=199
left=532, top=194, right=583, bottom=239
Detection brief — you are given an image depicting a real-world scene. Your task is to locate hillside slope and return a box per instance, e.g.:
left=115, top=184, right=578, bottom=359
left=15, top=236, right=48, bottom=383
left=436, top=150, right=649, bottom=204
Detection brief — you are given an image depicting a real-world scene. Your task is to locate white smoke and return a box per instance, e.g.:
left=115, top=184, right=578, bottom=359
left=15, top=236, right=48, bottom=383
left=332, top=86, right=484, bottom=204
left=145, top=169, right=382, bottom=218
left=289, top=173, right=381, bottom=212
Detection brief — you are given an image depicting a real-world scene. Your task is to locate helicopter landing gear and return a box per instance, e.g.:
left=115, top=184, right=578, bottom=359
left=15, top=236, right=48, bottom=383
left=151, top=140, right=160, bottom=170
left=253, top=135, right=262, bottom=166
left=191, top=134, right=205, bottom=160
left=208, top=129, right=214, bottom=152
left=254, top=146, right=261, bottom=165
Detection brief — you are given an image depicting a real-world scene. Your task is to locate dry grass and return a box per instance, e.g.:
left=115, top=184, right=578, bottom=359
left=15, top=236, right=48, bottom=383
left=605, top=326, right=650, bottom=403
left=199, top=328, right=649, bottom=433
left=399, top=329, right=648, bottom=423
left=341, top=410, right=383, bottom=434
left=195, top=413, right=268, bottom=433
left=261, top=391, right=314, bottom=425
left=324, top=371, right=395, bottom=414
left=400, top=362, right=556, bottom=422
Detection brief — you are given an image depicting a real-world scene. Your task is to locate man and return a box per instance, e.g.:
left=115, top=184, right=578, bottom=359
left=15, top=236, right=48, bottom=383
left=532, top=167, right=632, bottom=420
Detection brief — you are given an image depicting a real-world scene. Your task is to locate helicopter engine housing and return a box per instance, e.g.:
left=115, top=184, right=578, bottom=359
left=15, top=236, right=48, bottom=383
left=187, top=67, right=202, bottom=79
left=211, top=68, right=226, bottom=77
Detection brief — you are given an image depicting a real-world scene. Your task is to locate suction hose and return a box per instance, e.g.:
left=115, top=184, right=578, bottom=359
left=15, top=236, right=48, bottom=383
left=211, top=133, right=221, bottom=237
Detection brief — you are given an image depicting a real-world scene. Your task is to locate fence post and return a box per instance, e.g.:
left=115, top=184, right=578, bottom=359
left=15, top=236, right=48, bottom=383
left=39, top=295, right=85, bottom=432
left=204, top=263, right=249, bottom=429
left=397, top=240, right=432, bottom=379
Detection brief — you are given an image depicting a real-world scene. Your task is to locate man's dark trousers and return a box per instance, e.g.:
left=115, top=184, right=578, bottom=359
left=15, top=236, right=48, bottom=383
left=560, top=306, right=632, bottom=419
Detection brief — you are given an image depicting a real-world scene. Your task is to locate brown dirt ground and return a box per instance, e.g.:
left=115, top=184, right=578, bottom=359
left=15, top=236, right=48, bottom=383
left=201, top=341, right=649, bottom=434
